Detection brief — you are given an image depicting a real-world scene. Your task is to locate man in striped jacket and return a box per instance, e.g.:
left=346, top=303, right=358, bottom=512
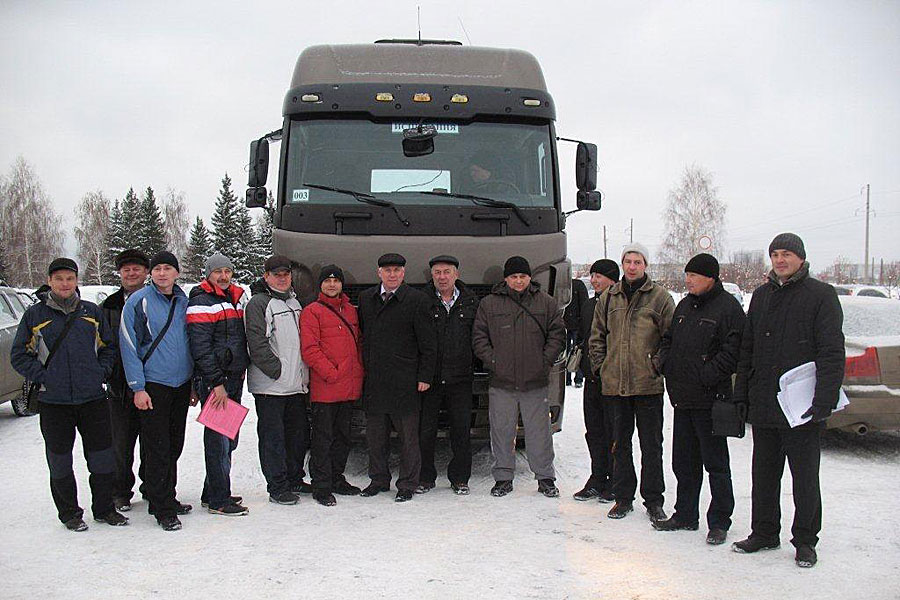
left=186, top=253, right=250, bottom=517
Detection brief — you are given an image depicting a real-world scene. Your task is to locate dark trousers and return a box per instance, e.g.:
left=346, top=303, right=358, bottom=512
left=366, top=411, right=421, bottom=492
left=199, top=375, right=245, bottom=509
left=255, top=393, right=310, bottom=495
left=751, top=424, right=823, bottom=547
left=310, top=401, right=353, bottom=492
left=419, top=381, right=472, bottom=486
left=39, top=398, right=115, bottom=523
left=609, top=393, right=665, bottom=507
left=672, top=408, right=734, bottom=530
left=565, top=331, right=583, bottom=385
left=139, top=381, right=191, bottom=519
left=107, top=392, right=144, bottom=501
left=583, top=377, right=614, bottom=491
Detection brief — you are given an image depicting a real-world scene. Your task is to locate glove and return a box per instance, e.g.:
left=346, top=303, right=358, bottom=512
left=801, top=405, right=832, bottom=423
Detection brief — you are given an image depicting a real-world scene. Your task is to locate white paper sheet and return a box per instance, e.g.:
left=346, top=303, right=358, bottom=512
left=777, top=361, right=849, bottom=428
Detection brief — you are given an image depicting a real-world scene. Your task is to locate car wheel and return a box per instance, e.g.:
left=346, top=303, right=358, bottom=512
left=11, top=380, right=36, bottom=417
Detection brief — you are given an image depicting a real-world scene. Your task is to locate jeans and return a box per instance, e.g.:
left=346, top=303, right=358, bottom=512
left=199, top=375, right=245, bottom=509
left=255, top=393, right=310, bottom=495
left=310, top=401, right=353, bottom=492
left=608, top=393, right=665, bottom=507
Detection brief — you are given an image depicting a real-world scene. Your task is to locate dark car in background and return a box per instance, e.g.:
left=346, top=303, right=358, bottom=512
left=828, top=296, right=900, bottom=434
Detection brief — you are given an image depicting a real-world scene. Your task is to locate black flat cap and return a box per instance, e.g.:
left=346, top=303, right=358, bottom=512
left=429, top=255, right=459, bottom=268
left=115, top=249, right=150, bottom=270
left=48, top=257, right=78, bottom=276
left=264, top=255, right=292, bottom=273
left=378, top=253, right=406, bottom=267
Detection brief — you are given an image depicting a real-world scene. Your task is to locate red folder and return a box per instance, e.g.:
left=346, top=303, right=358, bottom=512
left=197, top=391, right=249, bottom=440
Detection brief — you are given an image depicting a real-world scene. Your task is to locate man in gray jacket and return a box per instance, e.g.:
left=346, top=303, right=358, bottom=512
left=244, top=255, right=311, bottom=505
left=472, top=256, right=566, bottom=498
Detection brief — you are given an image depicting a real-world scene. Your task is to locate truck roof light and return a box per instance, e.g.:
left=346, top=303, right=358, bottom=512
left=413, top=93, right=432, bottom=102
left=376, top=92, right=394, bottom=102
left=301, top=94, right=320, bottom=102
left=523, top=98, right=541, bottom=107
left=450, top=94, right=468, bottom=104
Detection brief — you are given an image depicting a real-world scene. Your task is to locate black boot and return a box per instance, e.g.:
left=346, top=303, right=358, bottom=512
left=607, top=501, right=633, bottom=519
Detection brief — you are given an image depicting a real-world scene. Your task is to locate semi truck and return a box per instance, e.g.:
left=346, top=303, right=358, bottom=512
left=246, top=39, right=601, bottom=436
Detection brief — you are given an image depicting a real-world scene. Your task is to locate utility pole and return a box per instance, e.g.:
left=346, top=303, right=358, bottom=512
left=603, top=225, right=608, bottom=258
left=864, top=183, right=871, bottom=282
left=629, top=218, right=634, bottom=243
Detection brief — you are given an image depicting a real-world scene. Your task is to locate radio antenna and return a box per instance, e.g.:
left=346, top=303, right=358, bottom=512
left=417, top=6, right=422, bottom=45
left=458, top=17, right=472, bottom=45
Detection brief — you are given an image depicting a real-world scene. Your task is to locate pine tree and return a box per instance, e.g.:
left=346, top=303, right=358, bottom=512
left=211, top=173, right=239, bottom=258
left=231, top=200, right=256, bottom=283
left=138, top=186, right=166, bottom=257
left=119, top=187, right=142, bottom=254
left=251, top=191, right=275, bottom=275
left=184, top=216, right=213, bottom=282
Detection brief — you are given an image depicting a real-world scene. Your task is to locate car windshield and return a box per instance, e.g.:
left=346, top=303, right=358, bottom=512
left=840, top=297, right=900, bottom=337
left=285, top=118, right=554, bottom=208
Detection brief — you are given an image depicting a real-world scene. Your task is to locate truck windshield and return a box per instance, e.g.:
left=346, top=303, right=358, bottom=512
left=285, top=118, right=555, bottom=208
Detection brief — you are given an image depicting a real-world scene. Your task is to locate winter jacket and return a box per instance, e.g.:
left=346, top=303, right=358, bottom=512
left=357, top=283, right=436, bottom=415
left=577, top=294, right=599, bottom=379
left=101, top=287, right=132, bottom=402
left=563, top=277, right=589, bottom=333
left=300, top=292, right=364, bottom=403
left=472, top=282, right=566, bottom=392
left=244, top=279, right=309, bottom=396
left=734, top=264, right=845, bottom=428
left=657, top=281, right=745, bottom=409
left=186, top=280, right=250, bottom=388
left=120, top=283, right=193, bottom=392
left=10, top=291, right=116, bottom=405
left=588, top=277, right=675, bottom=397
left=424, top=280, right=479, bottom=386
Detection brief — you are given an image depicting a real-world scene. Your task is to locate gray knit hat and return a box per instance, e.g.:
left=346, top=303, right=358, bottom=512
left=621, top=242, right=650, bottom=265
left=205, top=252, right=234, bottom=279
left=768, top=233, right=806, bottom=260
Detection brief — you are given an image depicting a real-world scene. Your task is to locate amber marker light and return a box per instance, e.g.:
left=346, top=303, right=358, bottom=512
left=450, top=94, right=468, bottom=103
left=376, top=93, right=394, bottom=102
left=413, top=93, right=432, bottom=102
left=523, top=98, right=541, bottom=107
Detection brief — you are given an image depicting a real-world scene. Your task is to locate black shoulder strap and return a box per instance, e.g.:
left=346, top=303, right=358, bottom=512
left=141, top=299, right=178, bottom=364
left=43, top=310, right=79, bottom=368
left=316, top=300, right=358, bottom=343
left=508, top=293, right=548, bottom=341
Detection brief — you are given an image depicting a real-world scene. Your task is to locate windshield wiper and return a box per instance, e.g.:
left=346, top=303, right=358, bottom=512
left=420, top=191, right=530, bottom=227
left=303, top=183, right=410, bottom=227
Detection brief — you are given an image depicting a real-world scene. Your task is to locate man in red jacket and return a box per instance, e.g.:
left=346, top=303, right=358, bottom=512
left=300, top=265, right=365, bottom=507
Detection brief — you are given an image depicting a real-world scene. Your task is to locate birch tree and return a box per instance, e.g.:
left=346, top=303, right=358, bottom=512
left=74, top=190, right=113, bottom=284
left=659, top=165, right=727, bottom=267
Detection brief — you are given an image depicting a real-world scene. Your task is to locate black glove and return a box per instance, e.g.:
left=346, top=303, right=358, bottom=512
left=801, top=405, right=832, bottom=423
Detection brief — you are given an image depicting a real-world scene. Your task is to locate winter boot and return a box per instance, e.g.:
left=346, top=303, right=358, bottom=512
left=732, top=535, right=780, bottom=553
left=607, top=501, right=634, bottom=519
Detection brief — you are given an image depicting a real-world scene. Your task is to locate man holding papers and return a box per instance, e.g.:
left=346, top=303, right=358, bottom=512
left=732, top=233, right=845, bottom=568
left=187, top=253, right=250, bottom=517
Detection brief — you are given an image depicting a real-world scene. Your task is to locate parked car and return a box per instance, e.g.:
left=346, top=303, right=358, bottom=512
left=828, top=296, right=900, bottom=434
left=722, top=282, right=743, bottom=305
left=0, top=286, right=30, bottom=416
left=832, top=284, right=891, bottom=299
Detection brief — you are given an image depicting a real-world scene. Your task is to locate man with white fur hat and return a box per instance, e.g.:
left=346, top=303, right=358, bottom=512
left=588, top=242, right=675, bottom=522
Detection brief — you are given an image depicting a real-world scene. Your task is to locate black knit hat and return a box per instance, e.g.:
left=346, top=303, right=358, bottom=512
left=768, top=232, right=806, bottom=260
left=115, top=249, right=150, bottom=270
left=503, top=256, right=531, bottom=277
left=684, top=253, right=720, bottom=280
left=378, top=253, right=406, bottom=267
left=48, top=257, right=78, bottom=276
left=590, top=259, right=620, bottom=282
left=318, top=264, right=345, bottom=286
left=150, top=251, right=179, bottom=272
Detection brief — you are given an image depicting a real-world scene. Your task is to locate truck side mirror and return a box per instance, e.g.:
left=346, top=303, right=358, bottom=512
left=248, top=139, right=269, bottom=187
left=575, top=142, right=598, bottom=191
left=576, top=190, right=601, bottom=211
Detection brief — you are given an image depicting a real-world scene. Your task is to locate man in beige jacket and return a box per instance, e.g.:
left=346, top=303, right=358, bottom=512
left=588, top=243, right=675, bottom=522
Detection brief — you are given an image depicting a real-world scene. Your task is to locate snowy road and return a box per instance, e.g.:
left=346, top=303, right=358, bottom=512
left=2, top=389, right=899, bottom=599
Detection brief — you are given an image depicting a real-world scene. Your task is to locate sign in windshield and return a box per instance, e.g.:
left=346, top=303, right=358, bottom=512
left=286, top=119, right=554, bottom=207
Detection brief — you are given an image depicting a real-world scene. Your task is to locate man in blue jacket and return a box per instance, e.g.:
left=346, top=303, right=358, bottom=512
left=11, top=258, right=125, bottom=531
left=120, top=251, right=195, bottom=531
left=187, top=253, right=250, bottom=516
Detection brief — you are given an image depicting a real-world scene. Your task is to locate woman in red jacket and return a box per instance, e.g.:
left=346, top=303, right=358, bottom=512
left=300, top=265, right=365, bottom=506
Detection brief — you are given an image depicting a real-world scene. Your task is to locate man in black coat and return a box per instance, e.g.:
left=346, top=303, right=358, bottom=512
left=731, top=233, right=845, bottom=568
left=564, top=277, right=589, bottom=387
left=101, top=249, right=150, bottom=512
left=357, top=253, right=437, bottom=502
left=573, top=259, right=619, bottom=502
left=417, top=255, right=478, bottom=495
left=654, top=253, right=744, bottom=546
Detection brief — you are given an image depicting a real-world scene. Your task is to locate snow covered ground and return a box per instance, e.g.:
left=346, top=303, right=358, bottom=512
left=2, top=389, right=899, bottom=599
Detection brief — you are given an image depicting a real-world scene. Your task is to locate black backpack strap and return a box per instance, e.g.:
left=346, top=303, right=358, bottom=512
left=508, top=294, right=548, bottom=341
left=316, top=300, right=358, bottom=343
left=141, top=299, right=178, bottom=364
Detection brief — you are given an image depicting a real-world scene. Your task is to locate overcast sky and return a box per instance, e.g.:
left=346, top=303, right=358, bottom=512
left=2, top=0, right=898, bottom=273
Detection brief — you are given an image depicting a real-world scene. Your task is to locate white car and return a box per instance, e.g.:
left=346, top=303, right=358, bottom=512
left=722, top=282, right=743, bottom=304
